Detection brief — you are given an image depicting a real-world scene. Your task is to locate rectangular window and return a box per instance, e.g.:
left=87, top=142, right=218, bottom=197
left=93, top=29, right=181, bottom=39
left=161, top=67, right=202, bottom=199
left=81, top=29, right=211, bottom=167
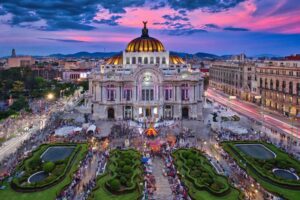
left=126, top=57, right=130, bottom=64
left=156, top=57, right=160, bottom=64
left=132, top=57, right=136, bottom=64
left=150, top=57, right=154, bottom=64
left=107, top=89, right=115, bottom=101
left=146, top=90, right=149, bottom=100
left=123, top=89, right=132, bottom=101
left=150, top=89, right=154, bottom=100
left=165, top=89, right=172, bottom=101
left=142, top=90, right=145, bottom=101
left=181, top=89, right=188, bottom=100
left=142, top=89, right=154, bottom=101
left=138, top=57, right=142, bottom=64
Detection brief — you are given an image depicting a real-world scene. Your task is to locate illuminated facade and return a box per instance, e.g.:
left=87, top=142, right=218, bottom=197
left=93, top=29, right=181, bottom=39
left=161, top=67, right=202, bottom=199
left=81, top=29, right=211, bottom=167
left=209, top=61, right=258, bottom=102
left=257, top=60, right=300, bottom=116
left=87, top=22, right=204, bottom=121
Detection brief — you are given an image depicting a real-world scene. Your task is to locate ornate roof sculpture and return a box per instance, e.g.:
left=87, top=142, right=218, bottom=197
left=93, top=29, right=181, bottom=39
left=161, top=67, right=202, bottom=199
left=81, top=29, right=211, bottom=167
left=125, top=21, right=165, bottom=52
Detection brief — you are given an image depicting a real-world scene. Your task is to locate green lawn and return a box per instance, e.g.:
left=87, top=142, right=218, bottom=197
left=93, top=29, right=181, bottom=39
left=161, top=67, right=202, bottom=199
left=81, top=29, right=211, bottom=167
left=222, top=141, right=300, bottom=200
left=0, top=143, right=88, bottom=200
left=89, top=149, right=143, bottom=200
left=172, top=148, right=241, bottom=200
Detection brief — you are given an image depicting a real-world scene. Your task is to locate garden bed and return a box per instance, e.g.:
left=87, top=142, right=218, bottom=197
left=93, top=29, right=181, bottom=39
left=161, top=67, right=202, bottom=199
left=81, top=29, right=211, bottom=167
left=222, top=141, right=300, bottom=200
left=172, top=148, right=241, bottom=200
left=89, top=149, right=143, bottom=200
left=0, top=143, right=88, bottom=200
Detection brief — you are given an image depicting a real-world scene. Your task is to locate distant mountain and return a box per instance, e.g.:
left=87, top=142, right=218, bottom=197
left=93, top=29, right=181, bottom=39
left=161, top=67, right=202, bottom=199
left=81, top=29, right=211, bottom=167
left=48, top=51, right=220, bottom=59
left=194, top=52, right=219, bottom=59
left=49, top=51, right=120, bottom=58
left=170, top=51, right=219, bottom=59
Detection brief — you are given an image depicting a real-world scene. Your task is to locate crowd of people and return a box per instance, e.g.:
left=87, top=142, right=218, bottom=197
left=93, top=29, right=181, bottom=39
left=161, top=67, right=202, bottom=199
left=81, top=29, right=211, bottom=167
left=56, top=148, right=108, bottom=200
left=0, top=114, right=61, bottom=180
left=161, top=145, right=190, bottom=200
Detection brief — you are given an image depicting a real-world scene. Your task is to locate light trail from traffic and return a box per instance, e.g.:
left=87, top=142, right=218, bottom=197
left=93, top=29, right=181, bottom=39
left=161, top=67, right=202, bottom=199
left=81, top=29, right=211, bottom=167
left=206, top=89, right=300, bottom=139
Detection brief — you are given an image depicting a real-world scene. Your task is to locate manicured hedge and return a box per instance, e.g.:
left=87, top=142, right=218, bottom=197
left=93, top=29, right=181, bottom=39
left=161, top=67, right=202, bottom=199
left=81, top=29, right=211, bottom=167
left=105, top=149, right=142, bottom=194
left=172, top=148, right=242, bottom=200
left=89, top=149, right=143, bottom=200
left=11, top=143, right=80, bottom=192
left=0, top=143, right=88, bottom=200
left=222, top=141, right=300, bottom=200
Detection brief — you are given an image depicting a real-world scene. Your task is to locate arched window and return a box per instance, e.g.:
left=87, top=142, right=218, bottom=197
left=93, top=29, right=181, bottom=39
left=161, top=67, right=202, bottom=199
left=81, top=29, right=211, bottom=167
left=297, top=83, right=300, bottom=95
left=126, top=57, right=130, bottom=64
left=265, top=78, right=268, bottom=88
left=162, top=57, right=166, bottom=64
left=144, top=57, right=148, bottom=64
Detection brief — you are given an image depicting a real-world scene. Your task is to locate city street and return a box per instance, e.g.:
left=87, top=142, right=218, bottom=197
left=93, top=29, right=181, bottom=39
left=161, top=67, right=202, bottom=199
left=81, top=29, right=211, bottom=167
left=206, top=88, right=300, bottom=139
left=0, top=90, right=84, bottom=162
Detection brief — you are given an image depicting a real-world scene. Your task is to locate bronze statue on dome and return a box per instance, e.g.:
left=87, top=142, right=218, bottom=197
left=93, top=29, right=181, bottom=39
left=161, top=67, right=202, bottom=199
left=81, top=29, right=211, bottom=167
left=142, top=21, right=149, bottom=37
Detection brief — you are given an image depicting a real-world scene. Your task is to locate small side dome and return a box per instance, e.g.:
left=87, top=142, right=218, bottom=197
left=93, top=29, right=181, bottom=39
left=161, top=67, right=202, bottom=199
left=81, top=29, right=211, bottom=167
left=170, top=54, right=185, bottom=64
left=105, top=54, right=123, bottom=65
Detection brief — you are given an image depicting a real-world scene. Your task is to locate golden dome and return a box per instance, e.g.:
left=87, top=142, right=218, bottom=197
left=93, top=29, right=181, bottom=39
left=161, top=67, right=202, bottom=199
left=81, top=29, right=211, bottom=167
left=105, top=54, right=123, bottom=65
left=170, top=54, right=185, bottom=64
left=126, top=21, right=165, bottom=52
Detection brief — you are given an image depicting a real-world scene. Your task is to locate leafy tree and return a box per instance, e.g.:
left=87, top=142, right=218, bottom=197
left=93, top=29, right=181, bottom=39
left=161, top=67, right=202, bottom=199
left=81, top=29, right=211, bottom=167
left=29, top=157, right=42, bottom=169
left=43, top=162, right=55, bottom=173
left=10, top=96, right=28, bottom=111
left=12, top=81, right=25, bottom=93
left=34, top=77, right=47, bottom=89
left=109, top=179, right=121, bottom=191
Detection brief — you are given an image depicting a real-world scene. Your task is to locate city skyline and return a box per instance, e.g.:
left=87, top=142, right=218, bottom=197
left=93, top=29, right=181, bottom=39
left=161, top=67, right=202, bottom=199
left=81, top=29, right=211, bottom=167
left=1, top=0, right=300, bottom=57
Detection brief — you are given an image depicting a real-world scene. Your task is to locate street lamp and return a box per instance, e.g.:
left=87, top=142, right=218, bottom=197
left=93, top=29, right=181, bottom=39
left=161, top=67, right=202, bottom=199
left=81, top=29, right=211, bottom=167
left=47, top=93, right=55, bottom=100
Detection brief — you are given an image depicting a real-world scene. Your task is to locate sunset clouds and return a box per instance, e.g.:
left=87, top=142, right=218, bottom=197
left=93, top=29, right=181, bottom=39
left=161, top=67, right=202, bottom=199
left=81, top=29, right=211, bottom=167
left=0, top=0, right=299, bottom=56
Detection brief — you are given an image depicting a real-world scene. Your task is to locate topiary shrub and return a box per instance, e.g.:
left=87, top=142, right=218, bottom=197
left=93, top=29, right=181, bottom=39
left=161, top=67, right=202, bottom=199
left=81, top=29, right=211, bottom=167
left=109, top=179, right=121, bottom=191
left=123, top=165, right=132, bottom=174
left=118, top=160, right=126, bottom=168
left=124, top=158, right=132, bottom=165
left=29, top=157, right=42, bottom=169
left=43, top=161, right=55, bottom=173
left=186, top=159, right=194, bottom=167
left=120, top=176, right=127, bottom=186
left=210, top=181, right=224, bottom=191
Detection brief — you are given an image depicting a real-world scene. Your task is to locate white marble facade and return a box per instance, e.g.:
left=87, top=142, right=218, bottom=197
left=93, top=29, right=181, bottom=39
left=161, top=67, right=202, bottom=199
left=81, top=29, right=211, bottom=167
left=87, top=23, right=204, bottom=121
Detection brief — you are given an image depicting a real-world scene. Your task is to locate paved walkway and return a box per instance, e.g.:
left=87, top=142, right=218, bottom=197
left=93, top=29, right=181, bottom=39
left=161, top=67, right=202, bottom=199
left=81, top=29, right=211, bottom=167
left=152, top=157, right=173, bottom=200
left=74, top=154, right=99, bottom=200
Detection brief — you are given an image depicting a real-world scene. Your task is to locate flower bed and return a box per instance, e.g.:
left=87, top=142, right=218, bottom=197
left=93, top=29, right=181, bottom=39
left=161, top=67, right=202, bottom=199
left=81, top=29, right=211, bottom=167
left=222, top=141, right=300, bottom=200
left=172, top=148, right=241, bottom=200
